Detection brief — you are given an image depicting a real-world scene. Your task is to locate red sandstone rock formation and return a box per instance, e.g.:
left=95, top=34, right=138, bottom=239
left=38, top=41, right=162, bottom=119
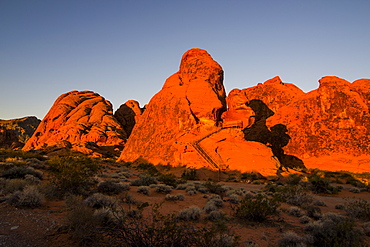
left=239, top=76, right=370, bottom=173
left=23, top=91, right=126, bottom=156
left=119, top=49, right=280, bottom=177
left=0, top=126, right=22, bottom=149
left=114, top=100, right=143, bottom=137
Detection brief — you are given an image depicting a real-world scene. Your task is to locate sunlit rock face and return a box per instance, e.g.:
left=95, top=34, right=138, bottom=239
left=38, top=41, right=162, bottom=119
left=242, top=76, right=370, bottom=173
left=119, top=49, right=280, bottom=177
left=23, top=90, right=126, bottom=156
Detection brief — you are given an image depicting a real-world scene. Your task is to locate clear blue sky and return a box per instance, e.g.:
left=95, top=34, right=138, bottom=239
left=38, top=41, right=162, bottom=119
left=1, top=0, right=369, bottom=120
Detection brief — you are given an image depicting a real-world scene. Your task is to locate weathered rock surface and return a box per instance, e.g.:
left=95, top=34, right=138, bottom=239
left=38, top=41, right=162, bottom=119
left=114, top=100, right=143, bottom=137
left=119, top=49, right=280, bottom=176
left=240, top=76, right=370, bottom=173
left=0, top=116, right=40, bottom=144
left=23, top=91, right=126, bottom=156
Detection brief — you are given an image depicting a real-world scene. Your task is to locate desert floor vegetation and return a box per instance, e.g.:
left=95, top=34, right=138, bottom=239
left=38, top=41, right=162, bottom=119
left=0, top=149, right=370, bottom=246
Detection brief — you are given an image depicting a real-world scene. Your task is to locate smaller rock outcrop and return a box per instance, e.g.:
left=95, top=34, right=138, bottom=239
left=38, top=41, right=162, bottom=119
left=23, top=90, right=126, bottom=156
left=0, top=116, right=41, bottom=144
left=114, top=100, right=143, bottom=137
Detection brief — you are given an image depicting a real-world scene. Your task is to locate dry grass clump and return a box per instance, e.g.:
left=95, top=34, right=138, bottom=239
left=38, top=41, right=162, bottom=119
left=130, top=175, right=158, bottom=186
left=8, top=185, right=45, bottom=208
left=2, top=178, right=29, bottom=194
left=2, top=166, right=43, bottom=180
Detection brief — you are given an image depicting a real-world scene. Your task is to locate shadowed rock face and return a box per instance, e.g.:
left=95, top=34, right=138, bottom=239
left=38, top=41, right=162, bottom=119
left=119, top=49, right=280, bottom=176
left=114, top=100, right=143, bottom=137
left=0, top=116, right=41, bottom=145
left=0, top=126, right=22, bottom=149
left=23, top=91, right=126, bottom=155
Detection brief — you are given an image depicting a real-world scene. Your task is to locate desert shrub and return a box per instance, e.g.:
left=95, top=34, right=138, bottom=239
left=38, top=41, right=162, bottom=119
left=176, top=206, right=202, bottom=221
left=274, top=185, right=313, bottom=206
left=3, top=178, right=29, bottom=194
left=130, top=175, right=158, bottom=186
left=363, top=222, right=370, bottom=236
left=303, top=205, right=322, bottom=220
left=240, top=172, right=261, bottom=181
left=208, top=197, right=224, bottom=208
left=204, top=201, right=219, bottom=213
left=8, top=186, right=45, bottom=208
left=24, top=174, right=41, bottom=184
left=84, top=193, right=118, bottom=209
left=48, top=156, right=100, bottom=195
left=313, top=200, right=326, bottom=207
left=308, top=175, right=338, bottom=194
left=176, top=183, right=188, bottom=190
left=304, top=212, right=364, bottom=246
left=105, top=205, right=239, bottom=247
left=137, top=186, right=150, bottom=195
left=288, top=206, right=304, bottom=217
left=344, top=199, right=370, bottom=220
left=196, top=185, right=209, bottom=194
left=335, top=204, right=345, bottom=210
left=2, top=166, right=43, bottom=180
left=153, top=184, right=172, bottom=194
left=158, top=173, right=182, bottom=187
left=349, top=187, right=361, bottom=193
left=228, top=194, right=240, bottom=204
left=181, top=168, right=198, bottom=180
left=234, top=194, right=280, bottom=222
left=202, top=181, right=227, bottom=196
left=278, top=231, right=307, bottom=247
left=299, top=215, right=311, bottom=224
left=165, top=193, right=185, bottom=201
left=286, top=173, right=303, bottom=186
left=207, top=210, right=226, bottom=222
left=0, top=149, right=44, bottom=161
left=136, top=162, right=159, bottom=176
left=97, top=180, right=129, bottom=195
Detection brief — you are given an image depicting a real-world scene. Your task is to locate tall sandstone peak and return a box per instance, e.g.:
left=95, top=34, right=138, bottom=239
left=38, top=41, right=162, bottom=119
left=240, top=76, right=370, bottom=173
left=23, top=91, right=126, bottom=155
left=119, top=49, right=280, bottom=177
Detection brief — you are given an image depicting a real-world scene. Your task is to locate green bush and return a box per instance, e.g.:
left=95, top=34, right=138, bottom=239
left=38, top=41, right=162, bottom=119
left=202, top=181, right=227, bottom=196
left=158, top=173, right=182, bottom=187
left=48, top=156, right=100, bottom=195
left=234, top=194, right=280, bottom=222
left=240, top=171, right=261, bottom=181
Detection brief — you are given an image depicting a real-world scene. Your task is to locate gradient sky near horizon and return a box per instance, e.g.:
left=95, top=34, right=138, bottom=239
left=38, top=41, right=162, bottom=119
left=1, top=0, right=370, bottom=120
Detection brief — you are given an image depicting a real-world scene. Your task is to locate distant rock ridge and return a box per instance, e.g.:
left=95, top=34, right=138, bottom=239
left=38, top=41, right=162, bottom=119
left=23, top=90, right=127, bottom=156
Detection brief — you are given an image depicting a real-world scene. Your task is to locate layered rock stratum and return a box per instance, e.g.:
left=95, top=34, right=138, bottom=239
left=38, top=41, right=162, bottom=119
left=23, top=91, right=127, bottom=156
left=118, top=48, right=280, bottom=176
